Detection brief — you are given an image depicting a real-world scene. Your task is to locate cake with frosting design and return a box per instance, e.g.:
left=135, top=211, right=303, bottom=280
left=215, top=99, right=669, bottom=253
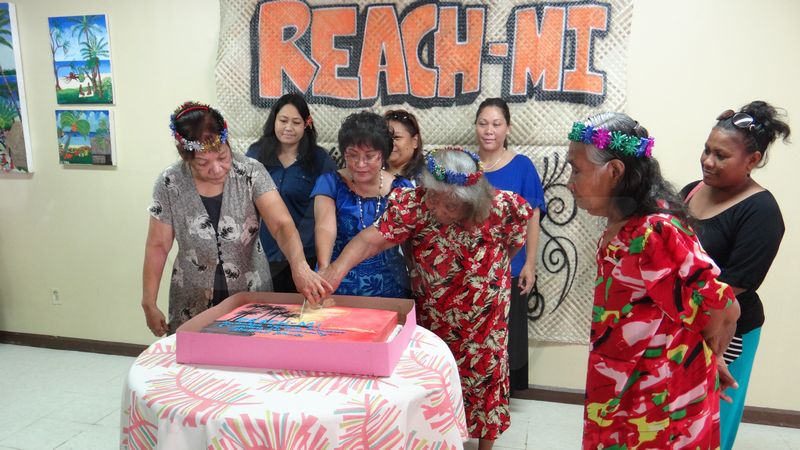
left=201, top=302, right=398, bottom=342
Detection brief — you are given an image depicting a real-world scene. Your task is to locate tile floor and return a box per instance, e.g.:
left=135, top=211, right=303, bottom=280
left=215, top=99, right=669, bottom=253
left=1, top=343, right=798, bottom=449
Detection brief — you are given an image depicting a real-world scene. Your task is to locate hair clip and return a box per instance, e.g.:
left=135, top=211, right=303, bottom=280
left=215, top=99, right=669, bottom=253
left=304, top=115, right=313, bottom=129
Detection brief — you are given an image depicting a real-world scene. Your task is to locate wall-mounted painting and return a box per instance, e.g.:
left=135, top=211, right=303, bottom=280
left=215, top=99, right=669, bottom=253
left=0, top=3, right=33, bottom=173
left=56, top=109, right=115, bottom=165
left=48, top=14, right=114, bottom=104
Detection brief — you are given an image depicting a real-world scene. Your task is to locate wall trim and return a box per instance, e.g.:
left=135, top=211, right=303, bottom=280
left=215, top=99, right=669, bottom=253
left=511, top=385, right=800, bottom=429
left=0, top=330, right=148, bottom=357
left=3, top=331, right=798, bottom=429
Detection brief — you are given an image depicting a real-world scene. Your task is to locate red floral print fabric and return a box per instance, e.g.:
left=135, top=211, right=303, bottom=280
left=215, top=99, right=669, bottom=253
left=377, top=187, right=532, bottom=439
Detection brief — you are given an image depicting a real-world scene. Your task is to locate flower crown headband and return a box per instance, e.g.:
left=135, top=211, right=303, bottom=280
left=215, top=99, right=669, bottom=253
left=568, top=122, right=655, bottom=158
left=425, top=147, right=484, bottom=186
left=169, top=102, right=229, bottom=152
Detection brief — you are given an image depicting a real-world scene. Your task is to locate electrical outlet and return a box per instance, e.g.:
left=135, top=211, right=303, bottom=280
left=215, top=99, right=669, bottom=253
left=51, top=288, right=61, bottom=305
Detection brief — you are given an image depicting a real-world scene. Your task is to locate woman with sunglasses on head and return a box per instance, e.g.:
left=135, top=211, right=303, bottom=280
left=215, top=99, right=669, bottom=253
left=680, top=101, right=790, bottom=450
left=312, top=111, right=412, bottom=298
left=384, top=109, right=425, bottom=183
left=474, top=98, right=546, bottom=392
left=246, top=93, right=338, bottom=293
left=141, top=102, right=331, bottom=336
left=567, top=112, right=740, bottom=449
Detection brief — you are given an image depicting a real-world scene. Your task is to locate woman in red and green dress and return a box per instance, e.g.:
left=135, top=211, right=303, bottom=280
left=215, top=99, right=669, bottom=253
left=566, top=112, right=741, bottom=449
left=319, top=147, right=532, bottom=450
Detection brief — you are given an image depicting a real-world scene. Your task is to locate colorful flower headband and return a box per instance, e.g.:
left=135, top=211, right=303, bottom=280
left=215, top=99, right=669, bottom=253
left=568, top=122, right=654, bottom=158
left=169, top=102, right=229, bottom=152
left=425, top=147, right=484, bottom=186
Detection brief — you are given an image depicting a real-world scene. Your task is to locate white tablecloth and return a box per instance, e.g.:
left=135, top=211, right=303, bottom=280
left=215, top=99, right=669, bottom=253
left=121, top=326, right=468, bottom=449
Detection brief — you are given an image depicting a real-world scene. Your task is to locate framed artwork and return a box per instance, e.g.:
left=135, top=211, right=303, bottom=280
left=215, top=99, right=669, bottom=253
left=0, top=2, right=33, bottom=173
left=48, top=14, right=114, bottom=104
left=56, top=109, right=115, bottom=166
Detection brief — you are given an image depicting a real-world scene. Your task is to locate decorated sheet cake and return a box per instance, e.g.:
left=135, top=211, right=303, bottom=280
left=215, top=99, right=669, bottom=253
left=200, top=302, right=398, bottom=343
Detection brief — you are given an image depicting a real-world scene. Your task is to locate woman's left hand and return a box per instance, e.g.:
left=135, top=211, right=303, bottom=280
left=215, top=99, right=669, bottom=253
left=518, top=262, right=537, bottom=296
left=291, top=261, right=333, bottom=303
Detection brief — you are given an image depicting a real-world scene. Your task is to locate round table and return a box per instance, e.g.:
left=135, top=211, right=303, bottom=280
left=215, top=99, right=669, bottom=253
left=121, top=326, right=468, bottom=449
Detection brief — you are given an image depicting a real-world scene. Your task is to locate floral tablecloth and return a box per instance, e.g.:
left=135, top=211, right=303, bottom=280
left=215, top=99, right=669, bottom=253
left=121, top=326, right=468, bottom=449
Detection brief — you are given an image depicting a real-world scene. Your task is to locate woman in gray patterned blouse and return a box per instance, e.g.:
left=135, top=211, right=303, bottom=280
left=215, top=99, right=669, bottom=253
left=142, top=102, right=331, bottom=336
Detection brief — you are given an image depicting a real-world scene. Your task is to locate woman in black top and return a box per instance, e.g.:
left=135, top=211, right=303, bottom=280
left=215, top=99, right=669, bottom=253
left=681, top=100, right=790, bottom=450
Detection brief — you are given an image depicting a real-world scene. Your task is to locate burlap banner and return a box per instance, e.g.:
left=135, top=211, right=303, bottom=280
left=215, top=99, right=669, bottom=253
left=216, top=0, right=633, bottom=343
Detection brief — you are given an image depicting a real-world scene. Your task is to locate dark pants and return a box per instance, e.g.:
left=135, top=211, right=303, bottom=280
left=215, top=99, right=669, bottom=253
left=508, top=277, right=529, bottom=392
left=269, top=257, right=318, bottom=293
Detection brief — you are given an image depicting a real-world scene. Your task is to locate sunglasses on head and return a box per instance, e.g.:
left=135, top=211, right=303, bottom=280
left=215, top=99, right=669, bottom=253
left=717, top=109, right=758, bottom=132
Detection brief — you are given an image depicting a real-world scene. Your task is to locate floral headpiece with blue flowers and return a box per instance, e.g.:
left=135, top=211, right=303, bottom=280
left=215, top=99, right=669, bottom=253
left=425, top=147, right=484, bottom=186
left=568, top=122, right=654, bottom=158
left=169, top=102, right=229, bottom=152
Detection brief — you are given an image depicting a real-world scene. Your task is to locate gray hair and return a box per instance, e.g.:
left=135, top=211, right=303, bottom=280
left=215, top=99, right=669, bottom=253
left=418, top=147, right=495, bottom=222
left=581, top=112, right=648, bottom=166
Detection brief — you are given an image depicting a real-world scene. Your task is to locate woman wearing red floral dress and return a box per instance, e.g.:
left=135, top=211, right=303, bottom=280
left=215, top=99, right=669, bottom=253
left=319, top=147, right=532, bottom=450
left=566, top=112, right=741, bottom=449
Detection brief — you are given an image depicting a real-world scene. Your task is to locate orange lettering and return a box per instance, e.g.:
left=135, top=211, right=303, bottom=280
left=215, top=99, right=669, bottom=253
left=310, top=7, right=359, bottom=100
left=258, top=1, right=316, bottom=98
left=359, top=6, right=408, bottom=99
left=564, top=4, right=607, bottom=95
left=510, top=6, right=565, bottom=95
left=401, top=3, right=437, bottom=99
left=434, top=6, right=485, bottom=98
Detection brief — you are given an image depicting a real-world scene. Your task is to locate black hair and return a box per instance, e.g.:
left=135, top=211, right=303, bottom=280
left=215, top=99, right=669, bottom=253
left=338, top=111, right=393, bottom=161
left=715, top=100, right=791, bottom=167
left=172, top=103, right=226, bottom=160
left=583, top=112, right=689, bottom=222
left=251, top=93, right=321, bottom=176
left=384, top=109, right=424, bottom=179
left=475, top=97, right=511, bottom=148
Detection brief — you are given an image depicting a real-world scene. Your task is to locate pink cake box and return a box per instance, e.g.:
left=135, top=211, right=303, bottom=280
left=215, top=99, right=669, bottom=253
left=176, top=292, right=416, bottom=377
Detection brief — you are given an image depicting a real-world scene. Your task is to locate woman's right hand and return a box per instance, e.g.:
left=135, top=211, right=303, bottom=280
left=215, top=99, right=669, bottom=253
left=142, top=303, right=168, bottom=337
left=317, top=264, right=344, bottom=297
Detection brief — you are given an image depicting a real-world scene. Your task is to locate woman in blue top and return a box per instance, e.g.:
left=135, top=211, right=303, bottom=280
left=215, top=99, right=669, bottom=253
left=312, top=111, right=412, bottom=298
left=246, top=93, right=337, bottom=292
left=475, top=98, right=547, bottom=392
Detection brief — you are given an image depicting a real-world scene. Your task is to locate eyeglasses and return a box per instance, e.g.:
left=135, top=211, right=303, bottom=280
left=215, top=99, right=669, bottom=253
left=717, top=109, right=758, bottom=132
left=344, top=151, right=382, bottom=165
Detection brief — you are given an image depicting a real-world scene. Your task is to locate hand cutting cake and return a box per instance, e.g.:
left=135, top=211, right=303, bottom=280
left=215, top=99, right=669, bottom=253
left=200, top=303, right=398, bottom=343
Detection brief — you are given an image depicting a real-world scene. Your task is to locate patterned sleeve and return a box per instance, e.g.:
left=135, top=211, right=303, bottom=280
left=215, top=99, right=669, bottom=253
left=148, top=171, right=173, bottom=226
left=500, top=191, right=533, bottom=249
left=376, top=187, right=421, bottom=244
left=638, top=216, right=736, bottom=332
left=247, top=158, right=276, bottom=199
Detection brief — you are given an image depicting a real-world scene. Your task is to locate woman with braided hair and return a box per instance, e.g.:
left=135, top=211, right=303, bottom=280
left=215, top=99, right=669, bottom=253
left=141, top=101, right=330, bottom=336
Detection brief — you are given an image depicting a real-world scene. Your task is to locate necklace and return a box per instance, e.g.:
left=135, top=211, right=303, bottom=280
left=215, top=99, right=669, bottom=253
left=355, top=171, right=384, bottom=230
left=481, top=149, right=506, bottom=171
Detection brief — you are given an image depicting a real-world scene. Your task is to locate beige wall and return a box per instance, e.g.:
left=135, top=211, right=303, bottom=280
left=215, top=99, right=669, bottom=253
left=1, top=0, right=797, bottom=410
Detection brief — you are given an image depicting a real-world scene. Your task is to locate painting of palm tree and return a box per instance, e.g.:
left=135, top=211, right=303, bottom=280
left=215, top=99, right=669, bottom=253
left=56, top=109, right=115, bottom=165
left=48, top=14, right=114, bottom=104
left=0, top=3, right=32, bottom=173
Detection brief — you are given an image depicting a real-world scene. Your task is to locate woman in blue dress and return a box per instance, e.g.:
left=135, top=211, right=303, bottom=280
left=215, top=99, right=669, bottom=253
left=246, top=93, right=337, bottom=292
left=474, top=98, right=547, bottom=392
left=312, top=111, right=412, bottom=298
